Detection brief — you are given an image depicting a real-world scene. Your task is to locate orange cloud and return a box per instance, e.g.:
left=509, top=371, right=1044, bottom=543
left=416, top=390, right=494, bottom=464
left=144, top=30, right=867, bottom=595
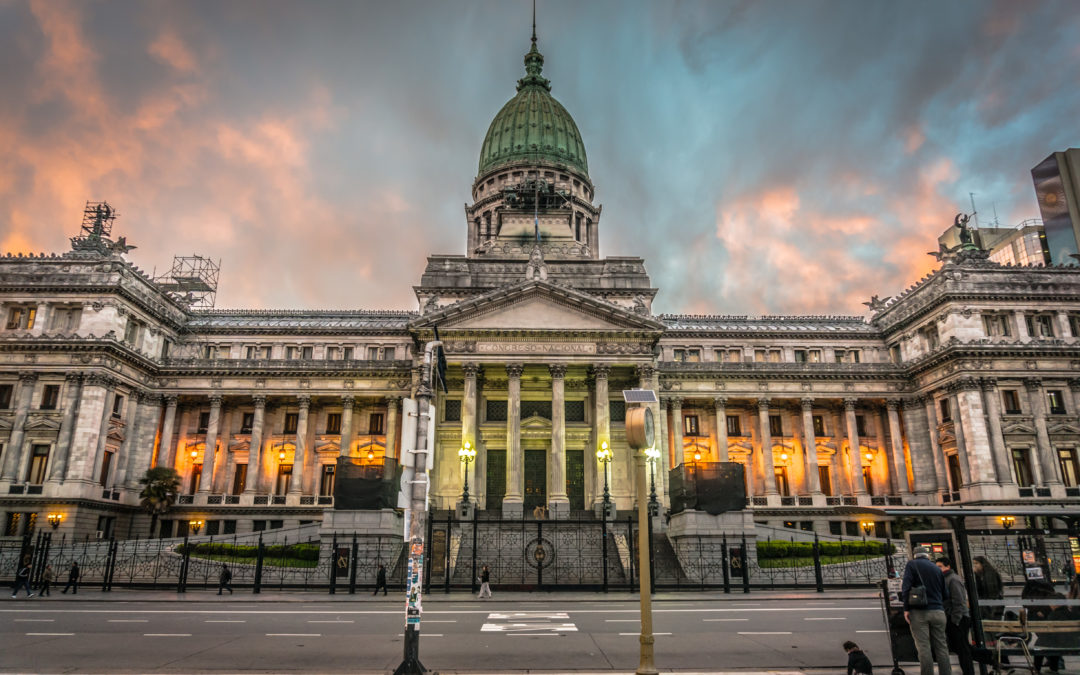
left=149, top=31, right=198, bottom=73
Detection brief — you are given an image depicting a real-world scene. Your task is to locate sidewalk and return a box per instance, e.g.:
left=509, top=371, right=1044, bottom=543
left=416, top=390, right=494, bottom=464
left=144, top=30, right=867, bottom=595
left=7, top=587, right=880, bottom=603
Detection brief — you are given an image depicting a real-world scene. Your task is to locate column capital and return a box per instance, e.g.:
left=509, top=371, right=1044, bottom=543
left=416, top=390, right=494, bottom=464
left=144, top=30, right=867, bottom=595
left=506, top=363, right=524, bottom=379
left=1069, top=378, right=1080, bottom=393
left=669, top=396, right=684, bottom=410
left=208, top=395, right=224, bottom=408
left=902, top=396, right=923, bottom=410
left=634, top=364, right=655, bottom=380
left=340, top=394, right=354, bottom=408
left=713, top=396, right=727, bottom=409
left=18, top=371, right=39, bottom=383
left=64, top=372, right=82, bottom=384
left=886, top=398, right=902, bottom=412
left=548, top=364, right=567, bottom=379
left=801, top=397, right=815, bottom=411
left=979, top=377, right=998, bottom=391
left=462, top=362, right=480, bottom=378
left=163, top=394, right=179, bottom=407
left=1023, top=378, right=1042, bottom=393
left=757, top=397, right=770, bottom=412
left=956, top=377, right=981, bottom=392
left=296, top=395, right=311, bottom=411
left=386, top=395, right=401, bottom=409
left=843, top=398, right=858, bottom=412
left=591, top=364, right=610, bottom=380
left=252, top=394, right=267, bottom=408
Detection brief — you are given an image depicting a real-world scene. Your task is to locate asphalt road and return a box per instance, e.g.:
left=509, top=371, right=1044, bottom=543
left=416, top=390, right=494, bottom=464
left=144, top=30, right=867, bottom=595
left=1, top=596, right=891, bottom=673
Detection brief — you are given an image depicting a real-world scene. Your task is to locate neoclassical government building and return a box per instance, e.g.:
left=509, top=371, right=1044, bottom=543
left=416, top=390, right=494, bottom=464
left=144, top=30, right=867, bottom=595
left=2, top=33, right=1080, bottom=541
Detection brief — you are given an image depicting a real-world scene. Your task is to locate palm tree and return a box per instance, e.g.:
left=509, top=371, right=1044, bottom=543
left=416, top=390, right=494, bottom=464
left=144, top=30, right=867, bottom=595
left=139, top=467, right=181, bottom=536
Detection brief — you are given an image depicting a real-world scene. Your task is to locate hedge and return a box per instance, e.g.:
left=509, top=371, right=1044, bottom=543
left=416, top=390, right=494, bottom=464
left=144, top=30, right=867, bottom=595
left=756, top=540, right=896, bottom=559
left=176, top=542, right=320, bottom=562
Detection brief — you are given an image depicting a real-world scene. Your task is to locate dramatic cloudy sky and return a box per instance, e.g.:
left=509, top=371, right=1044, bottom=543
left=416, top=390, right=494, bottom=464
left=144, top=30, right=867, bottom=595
left=1, top=0, right=1077, bottom=316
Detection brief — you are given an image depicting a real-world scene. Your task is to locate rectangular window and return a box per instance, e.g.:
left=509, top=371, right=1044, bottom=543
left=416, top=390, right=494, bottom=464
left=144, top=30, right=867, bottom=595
left=284, top=413, right=299, bottom=434
left=320, top=464, right=336, bottom=496
left=728, top=349, right=743, bottom=362
left=769, top=415, right=782, bottom=437
left=0, top=384, right=12, bottom=409
left=794, top=349, right=807, bottom=363
left=845, top=521, right=859, bottom=537
left=5, top=306, right=36, bottom=330
left=862, top=466, right=874, bottom=496
left=1070, top=314, right=1080, bottom=338
left=769, top=349, right=782, bottom=362
left=673, top=349, right=685, bottom=362
left=982, top=314, right=1011, bottom=337
left=1012, top=448, right=1033, bottom=487
left=197, top=411, right=210, bottom=434
left=486, top=399, right=508, bottom=422
left=241, top=412, right=254, bottom=434
left=49, top=307, right=82, bottom=332
left=270, top=520, right=283, bottom=530
left=889, top=345, right=901, bottom=363
left=27, top=444, right=49, bottom=484
left=834, top=349, right=845, bottom=363
left=223, top=520, right=237, bottom=535
left=252, top=520, right=266, bottom=532
left=369, top=412, right=385, bottom=434
left=726, top=415, right=741, bottom=436
left=286, top=346, right=299, bottom=360
left=246, top=346, right=256, bottom=359
left=683, top=414, right=700, bottom=437
left=326, top=412, right=342, bottom=434
left=828, top=520, right=842, bottom=535
left=301, top=346, right=313, bottom=360
left=609, top=400, right=626, bottom=423
left=189, top=463, right=202, bottom=494
left=754, top=349, right=766, bottom=362
left=856, top=415, right=867, bottom=437
left=1036, top=314, right=1055, bottom=338
left=99, top=450, right=114, bottom=486
left=1057, top=448, right=1079, bottom=488
left=443, top=400, right=461, bottom=422
left=818, top=466, right=833, bottom=496
left=939, top=398, right=951, bottom=423
left=383, top=347, right=396, bottom=360
left=123, top=319, right=142, bottom=346
left=161, top=339, right=173, bottom=359
left=343, top=346, right=354, bottom=360
left=259, top=346, right=271, bottom=359
left=808, top=349, right=821, bottom=363
left=812, top=415, right=826, bottom=437
left=40, top=385, right=60, bottom=410
left=848, top=350, right=861, bottom=363
left=275, top=464, right=292, bottom=495
left=367, top=346, right=379, bottom=360
left=775, top=467, right=790, bottom=496
left=326, top=346, right=340, bottom=360
left=947, top=453, right=963, bottom=491
left=1002, top=390, right=1021, bottom=414
left=565, top=400, right=586, bottom=422
left=231, top=464, right=247, bottom=495
left=111, top=394, right=124, bottom=419
left=205, top=520, right=219, bottom=536
left=1048, top=390, right=1066, bottom=414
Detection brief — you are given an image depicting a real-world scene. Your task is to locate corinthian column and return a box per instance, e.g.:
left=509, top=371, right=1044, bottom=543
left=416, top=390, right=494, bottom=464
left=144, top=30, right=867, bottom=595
left=197, top=396, right=223, bottom=495
left=48, top=373, right=82, bottom=484
left=801, top=398, right=821, bottom=494
left=592, top=365, right=610, bottom=506
left=385, top=396, right=400, bottom=460
left=157, top=395, right=178, bottom=469
left=549, top=364, right=569, bottom=515
left=289, top=396, right=310, bottom=495
left=844, top=398, right=867, bottom=495
left=758, top=398, right=778, bottom=495
left=246, top=395, right=267, bottom=494
left=671, top=397, right=685, bottom=462
left=714, top=397, right=729, bottom=462
left=462, top=364, right=479, bottom=497
left=1025, top=379, right=1063, bottom=489
left=503, top=363, right=524, bottom=516
left=886, top=400, right=911, bottom=496
left=338, top=395, right=355, bottom=458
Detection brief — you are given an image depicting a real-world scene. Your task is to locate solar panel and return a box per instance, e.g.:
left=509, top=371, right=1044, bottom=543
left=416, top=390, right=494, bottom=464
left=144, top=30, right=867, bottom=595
left=622, top=389, right=658, bottom=404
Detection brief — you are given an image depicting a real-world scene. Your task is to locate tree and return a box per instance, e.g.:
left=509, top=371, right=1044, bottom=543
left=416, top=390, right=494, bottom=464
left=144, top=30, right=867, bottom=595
left=139, top=467, right=181, bottom=536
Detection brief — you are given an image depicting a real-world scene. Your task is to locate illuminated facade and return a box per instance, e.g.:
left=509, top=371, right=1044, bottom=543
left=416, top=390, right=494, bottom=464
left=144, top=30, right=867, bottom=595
left=3, top=36, right=1080, bottom=541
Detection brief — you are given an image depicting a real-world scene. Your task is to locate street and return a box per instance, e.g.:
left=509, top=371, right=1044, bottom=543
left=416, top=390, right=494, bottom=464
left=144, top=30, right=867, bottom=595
left=0, top=593, right=891, bottom=673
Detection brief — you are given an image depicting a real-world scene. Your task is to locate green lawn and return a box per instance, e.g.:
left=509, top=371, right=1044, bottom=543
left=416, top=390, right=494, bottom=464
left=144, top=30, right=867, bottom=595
left=758, top=553, right=886, bottom=568
left=189, top=552, right=319, bottom=568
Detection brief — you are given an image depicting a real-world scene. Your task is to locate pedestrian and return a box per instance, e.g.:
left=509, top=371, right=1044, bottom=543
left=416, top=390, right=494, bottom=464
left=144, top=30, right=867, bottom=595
left=217, top=563, right=233, bottom=595
left=1021, top=580, right=1065, bottom=673
left=901, top=546, right=951, bottom=675
left=61, top=561, right=79, bottom=594
left=972, top=556, right=1003, bottom=618
left=843, top=640, right=873, bottom=675
left=39, top=564, right=55, bottom=597
left=477, top=564, right=492, bottom=599
left=373, top=563, right=387, bottom=596
left=936, top=557, right=974, bottom=675
left=10, top=562, right=34, bottom=598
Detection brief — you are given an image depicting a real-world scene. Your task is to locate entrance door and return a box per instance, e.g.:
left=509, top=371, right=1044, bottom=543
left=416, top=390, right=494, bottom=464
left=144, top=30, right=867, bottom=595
left=523, top=449, right=546, bottom=511
left=486, top=450, right=506, bottom=511
left=566, top=450, right=585, bottom=510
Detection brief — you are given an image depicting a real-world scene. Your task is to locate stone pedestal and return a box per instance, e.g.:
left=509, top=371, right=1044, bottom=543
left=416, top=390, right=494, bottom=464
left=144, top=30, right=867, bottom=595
left=594, top=501, right=616, bottom=521
left=456, top=500, right=475, bottom=520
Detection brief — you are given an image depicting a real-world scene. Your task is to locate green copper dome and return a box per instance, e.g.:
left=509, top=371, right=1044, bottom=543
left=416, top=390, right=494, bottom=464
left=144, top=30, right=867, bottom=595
left=477, top=38, right=588, bottom=178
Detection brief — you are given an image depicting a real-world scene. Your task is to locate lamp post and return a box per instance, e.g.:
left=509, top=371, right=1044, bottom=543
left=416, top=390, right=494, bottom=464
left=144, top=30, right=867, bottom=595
left=189, top=519, right=204, bottom=535
left=597, top=441, right=612, bottom=516
left=860, top=520, right=874, bottom=541
left=458, top=441, right=476, bottom=504
left=47, top=513, right=63, bottom=530
left=645, top=446, right=660, bottom=517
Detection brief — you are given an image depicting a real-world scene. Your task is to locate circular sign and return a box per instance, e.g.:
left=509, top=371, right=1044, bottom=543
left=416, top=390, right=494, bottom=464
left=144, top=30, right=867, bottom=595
left=525, top=537, right=555, bottom=570
left=625, top=406, right=654, bottom=449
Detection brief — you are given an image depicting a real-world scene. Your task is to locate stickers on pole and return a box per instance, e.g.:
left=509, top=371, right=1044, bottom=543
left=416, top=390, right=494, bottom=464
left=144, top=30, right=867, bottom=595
left=405, top=552, right=424, bottom=626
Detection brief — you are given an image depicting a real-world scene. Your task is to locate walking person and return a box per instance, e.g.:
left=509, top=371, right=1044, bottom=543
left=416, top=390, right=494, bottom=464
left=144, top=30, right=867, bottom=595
left=61, top=561, right=79, bottom=594
left=39, top=564, right=55, bottom=597
left=10, top=562, right=34, bottom=598
left=217, top=563, right=233, bottom=595
left=901, top=546, right=951, bottom=675
left=936, top=557, right=974, bottom=675
left=373, top=563, right=387, bottom=596
left=477, top=564, right=492, bottom=599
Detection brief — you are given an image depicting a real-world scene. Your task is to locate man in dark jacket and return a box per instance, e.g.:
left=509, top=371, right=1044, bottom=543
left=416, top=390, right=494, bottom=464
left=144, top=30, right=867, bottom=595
left=373, top=564, right=387, bottom=596
left=936, top=557, right=973, bottom=675
left=61, top=561, right=79, bottom=594
left=902, top=546, right=951, bottom=675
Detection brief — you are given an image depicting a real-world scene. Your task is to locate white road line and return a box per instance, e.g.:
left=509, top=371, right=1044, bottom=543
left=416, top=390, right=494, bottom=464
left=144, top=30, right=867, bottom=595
left=507, top=633, right=564, bottom=636
left=620, top=632, right=672, bottom=636
left=605, top=619, right=640, bottom=622
left=14, top=619, right=54, bottom=622
left=739, top=631, right=793, bottom=635
left=108, top=619, right=148, bottom=623
left=143, top=633, right=191, bottom=637
left=307, top=620, right=354, bottom=623
left=397, top=633, right=443, bottom=637
left=704, top=618, right=749, bottom=622
left=857, top=630, right=887, bottom=633
left=206, top=620, right=246, bottom=623
left=26, top=632, right=73, bottom=636
left=805, top=617, right=846, bottom=621
left=422, top=620, right=457, bottom=623
left=267, top=633, right=321, bottom=637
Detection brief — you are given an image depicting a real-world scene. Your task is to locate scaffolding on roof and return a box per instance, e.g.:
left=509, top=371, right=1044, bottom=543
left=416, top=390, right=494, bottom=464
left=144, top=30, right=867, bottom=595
left=154, top=254, right=220, bottom=309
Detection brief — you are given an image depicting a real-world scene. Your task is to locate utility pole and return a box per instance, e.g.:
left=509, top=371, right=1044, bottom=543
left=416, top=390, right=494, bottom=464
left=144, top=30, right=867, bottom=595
left=394, top=340, right=440, bottom=675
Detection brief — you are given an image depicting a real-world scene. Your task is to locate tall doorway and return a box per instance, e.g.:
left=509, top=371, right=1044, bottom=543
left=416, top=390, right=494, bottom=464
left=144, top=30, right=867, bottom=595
left=524, top=449, right=547, bottom=511
left=486, top=449, right=506, bottom=511
left=566, top=449, right=585, bottom=510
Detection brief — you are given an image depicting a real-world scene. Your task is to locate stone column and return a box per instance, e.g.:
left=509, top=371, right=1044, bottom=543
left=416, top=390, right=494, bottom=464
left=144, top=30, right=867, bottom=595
left=714, top=397, right=729, bottom=463
left=338, top=395, right=355, bottom=458
left=1014, top=311, right=1030, bottom=340
left=90, top=380, right=117, bottom=487
left=1, top=372, right=37, bottom=482
left=113, top=391, right=143, bottom=488
left=215, top=406, right=235, bottom=493
left=844, top=398, right=867, bottom=495
left=289, top=396, right=310, bottom=495
left=549, top=364, right=569, bottom=514
left=1056, top=310, right=1071, bottom=339
left=462, top=364, right=479, bottom=498
left=174, top=407, right=192, bottom=473
left=886, top=400, right=911, bottom=496
left=903, top=397, right=937, bottom=494
left=385, top=396, right=400, bottom=460
left=157, top=396, right=178, bottom=469
left=1062, top=380, right=1078, bottom=415
left=246, top=395, right=267, bottom=494
left=197, top=395, right=223, bottom=495
left=48, top=373, right=82, bottom=484
left=1025, top=379, right=1063, bottom=488
left=801, top=398, right=822, bottom=494
left=949, top=390, right=974, bottom=488
left=924, top=396, right=949, bottom=493
left=979, top=380, right=1012, bottom=487
left=503, top=363, right=524, bottom=515
left=670, top=397, right=685, bottom=463
left=758, top=398, right=778, bottom=495
left=592, top=365, right=610, bottom=505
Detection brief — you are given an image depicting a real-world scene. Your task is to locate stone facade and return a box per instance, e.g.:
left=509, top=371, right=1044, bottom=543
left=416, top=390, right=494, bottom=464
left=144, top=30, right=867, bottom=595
left=2, top=36, right=1080, bottom=542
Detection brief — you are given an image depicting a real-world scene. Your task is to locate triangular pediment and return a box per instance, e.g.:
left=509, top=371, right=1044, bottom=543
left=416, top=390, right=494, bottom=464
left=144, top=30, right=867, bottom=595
left=1002, top=423, right=1035, bottom=435
left=1048, top=422, right=1080, bottom=435
left=25, top=414, right=62, bottom=431
left=411, top=280, right=665, bottom=333
left=521, top=415, right=552, bottom=429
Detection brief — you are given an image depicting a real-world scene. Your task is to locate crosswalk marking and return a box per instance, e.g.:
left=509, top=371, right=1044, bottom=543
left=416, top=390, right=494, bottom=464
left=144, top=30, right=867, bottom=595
left=481, top=611, right=577, bottom=634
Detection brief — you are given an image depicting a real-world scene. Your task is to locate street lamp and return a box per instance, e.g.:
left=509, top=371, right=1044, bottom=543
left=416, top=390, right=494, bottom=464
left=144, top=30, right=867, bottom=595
left=860, top=520, right=874, bottom=541
left=47, top=513, right=63, bottom=529
left=645, top=446, right=660, bottom=517
left=458, top=441, right=476, bottom=503
left=596, top=441, right=613, bottom=511
left=999, top=515, right=1016, bottom=530
left=188, top=519, right=204, bottom=535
